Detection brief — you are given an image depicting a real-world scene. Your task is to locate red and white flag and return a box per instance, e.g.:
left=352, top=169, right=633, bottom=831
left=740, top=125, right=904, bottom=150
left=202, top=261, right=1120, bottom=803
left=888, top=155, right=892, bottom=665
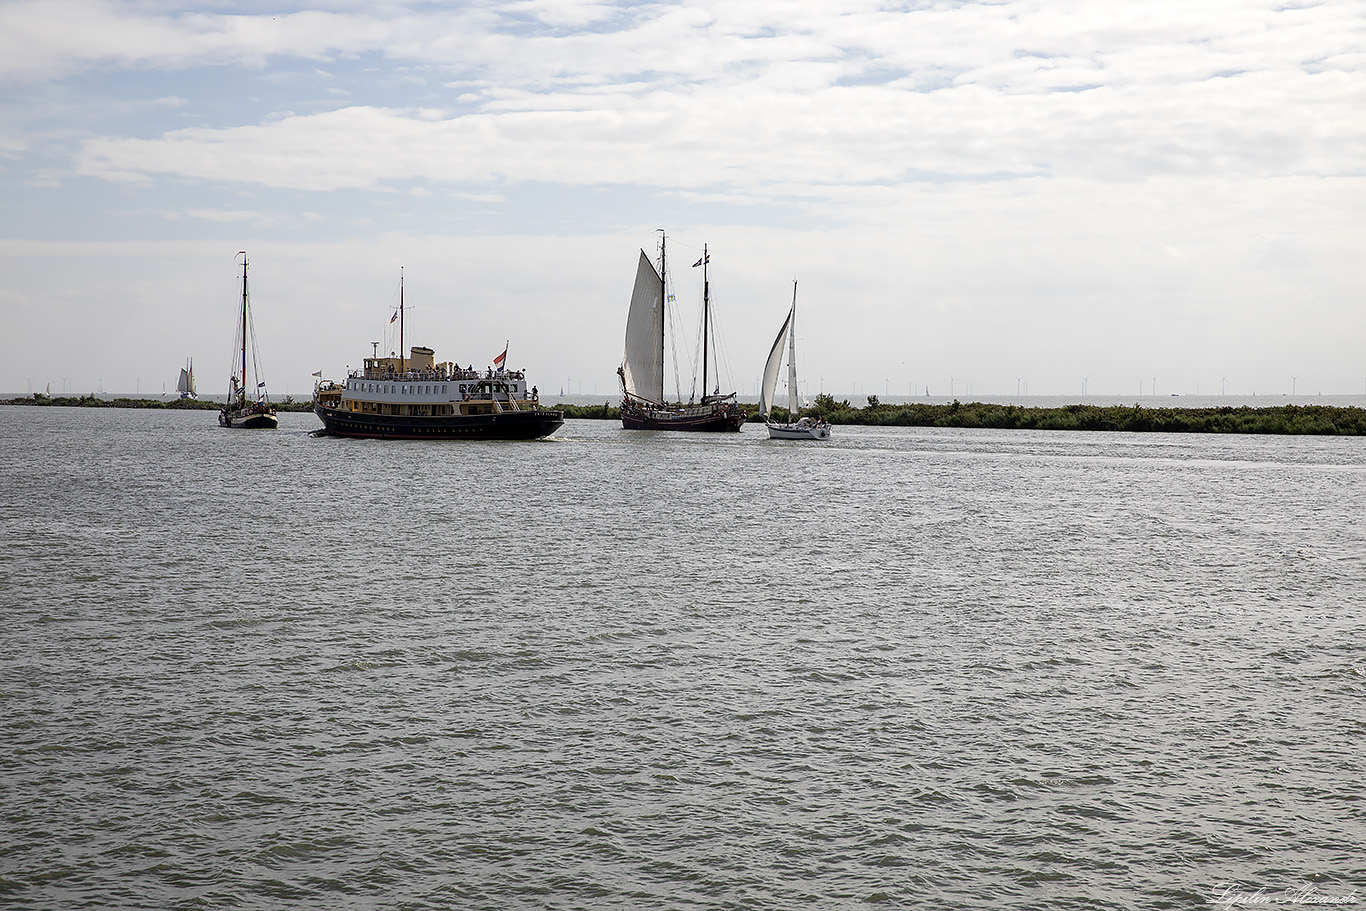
left=493, top=346, right=507, bottom=368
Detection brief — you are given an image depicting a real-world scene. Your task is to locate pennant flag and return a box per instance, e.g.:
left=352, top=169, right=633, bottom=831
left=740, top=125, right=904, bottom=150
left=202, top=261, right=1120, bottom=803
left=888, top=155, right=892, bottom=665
left=312, top=371, right=322, bottom=377
left=390, top=311, right=399, bottom=323
left=692, top=254, right=709, bottom=267
left=493, top=347, right=507, bottom=367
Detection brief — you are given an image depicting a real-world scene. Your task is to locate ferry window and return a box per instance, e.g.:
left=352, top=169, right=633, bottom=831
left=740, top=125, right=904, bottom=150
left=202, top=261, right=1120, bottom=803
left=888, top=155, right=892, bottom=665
left=442, top=385, right=447, bottom=394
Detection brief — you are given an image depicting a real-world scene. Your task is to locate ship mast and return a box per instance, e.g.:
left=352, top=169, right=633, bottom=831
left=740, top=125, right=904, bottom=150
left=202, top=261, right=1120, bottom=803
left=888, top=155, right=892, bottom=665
left=240, top=253, right=248, bottom=405
left=701, top=243, right=709, bottom=402
left=658, top=231, right=667, bottom=404
left=788, top=280, right=798, bottom=417
left=399, top=266, right=405, bottom=373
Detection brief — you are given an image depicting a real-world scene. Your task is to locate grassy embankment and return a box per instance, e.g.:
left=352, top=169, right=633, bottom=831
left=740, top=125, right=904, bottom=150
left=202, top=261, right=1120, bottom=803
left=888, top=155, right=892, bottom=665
left=551, top=394, right=1366, bottom=435
left=2, top=394, right=315, bottom=412
left=9, top=393, right=1364, bottom=434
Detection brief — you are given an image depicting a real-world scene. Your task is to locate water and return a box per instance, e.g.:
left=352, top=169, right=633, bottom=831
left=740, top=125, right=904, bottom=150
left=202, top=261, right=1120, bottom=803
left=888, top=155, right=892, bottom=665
left=2, top=405, right=1363, bottom=910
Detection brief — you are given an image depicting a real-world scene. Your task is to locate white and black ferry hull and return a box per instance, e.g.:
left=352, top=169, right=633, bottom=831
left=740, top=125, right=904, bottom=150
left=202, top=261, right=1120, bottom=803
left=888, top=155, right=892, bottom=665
left=314, top=404, right=563, bottom=440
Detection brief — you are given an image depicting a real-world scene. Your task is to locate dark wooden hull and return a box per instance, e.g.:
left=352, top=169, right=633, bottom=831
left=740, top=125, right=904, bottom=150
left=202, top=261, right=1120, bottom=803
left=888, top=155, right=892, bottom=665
left=219, top=407, right=278, bottom=429
left=620, top=400, right=746, bottom=432
left=314, top=404, right=563, bottom=440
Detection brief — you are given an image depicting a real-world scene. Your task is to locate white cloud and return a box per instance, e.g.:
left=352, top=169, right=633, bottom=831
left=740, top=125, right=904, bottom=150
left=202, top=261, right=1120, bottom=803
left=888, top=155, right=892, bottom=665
left=25, top=0, right=1355, bottom=198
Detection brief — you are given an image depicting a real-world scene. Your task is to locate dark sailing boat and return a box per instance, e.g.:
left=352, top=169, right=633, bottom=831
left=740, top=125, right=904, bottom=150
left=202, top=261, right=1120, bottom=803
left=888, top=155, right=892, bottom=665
left=617, top=232, right=746, bottom=432
left=219, top=252, right=278, bottom=429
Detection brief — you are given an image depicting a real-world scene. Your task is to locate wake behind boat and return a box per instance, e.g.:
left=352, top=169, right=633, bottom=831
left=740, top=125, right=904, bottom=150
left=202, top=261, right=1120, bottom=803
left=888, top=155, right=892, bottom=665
left=618, top=233, right=746, bottom=432
left=312, top=271, right=563, bottom=440
left=219, top=253, right=278, bottom=430
left=761, top=281, right=830, bottom=441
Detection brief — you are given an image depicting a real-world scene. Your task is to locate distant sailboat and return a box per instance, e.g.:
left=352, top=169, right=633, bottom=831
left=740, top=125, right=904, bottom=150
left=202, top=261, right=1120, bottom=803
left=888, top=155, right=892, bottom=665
left=219, top=252, right=278, bottom=430
left=760, top=281, right=830, bottom=441
left=617, top=233, right=746, bottom=432
left=176, top=358, right=197, bottom=399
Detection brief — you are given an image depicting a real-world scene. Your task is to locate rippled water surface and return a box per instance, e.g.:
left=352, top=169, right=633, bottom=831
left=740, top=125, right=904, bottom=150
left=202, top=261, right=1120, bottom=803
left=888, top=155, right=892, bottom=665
left=3, top=405, right=1364, bottom=910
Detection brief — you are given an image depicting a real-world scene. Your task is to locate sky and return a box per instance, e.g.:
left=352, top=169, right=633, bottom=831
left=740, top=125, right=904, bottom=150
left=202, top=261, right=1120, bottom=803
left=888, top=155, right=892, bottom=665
left=2, top=0, right=1364, bottom=400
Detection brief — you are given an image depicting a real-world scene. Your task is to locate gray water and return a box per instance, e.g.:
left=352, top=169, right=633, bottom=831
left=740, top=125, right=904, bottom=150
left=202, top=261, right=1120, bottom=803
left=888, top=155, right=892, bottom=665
left=2, top=405, right=1363, bottom=910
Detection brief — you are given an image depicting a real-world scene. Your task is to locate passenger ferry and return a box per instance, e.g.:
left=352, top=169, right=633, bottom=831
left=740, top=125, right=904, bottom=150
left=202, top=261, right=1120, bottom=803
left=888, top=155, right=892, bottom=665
left=313, top=344, right=563, bottom=440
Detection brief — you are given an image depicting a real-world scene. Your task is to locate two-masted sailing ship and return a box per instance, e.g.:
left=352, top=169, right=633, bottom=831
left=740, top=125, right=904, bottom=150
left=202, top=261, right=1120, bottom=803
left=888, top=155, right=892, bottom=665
left=618, top=233, right=746, bottom=431
left=219, top=253, right=278, bottom=429
left=176, top=359, right=197, bottom=399
left=312, top=271, right=564, bottom=440
left=760, top=281, right=830, bottom=440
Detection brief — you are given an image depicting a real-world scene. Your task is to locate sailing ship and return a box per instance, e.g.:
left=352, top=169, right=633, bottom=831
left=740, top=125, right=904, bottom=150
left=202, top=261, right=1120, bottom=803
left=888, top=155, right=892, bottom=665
left=219, top=252, right=278, bottom=429
left=176, top=359, right=197, bottom=399
left=618, top=233, right=747, bottom=432
left=312, top=271, right=563, bottom=440
left=760, top=281, right=830, bottom=440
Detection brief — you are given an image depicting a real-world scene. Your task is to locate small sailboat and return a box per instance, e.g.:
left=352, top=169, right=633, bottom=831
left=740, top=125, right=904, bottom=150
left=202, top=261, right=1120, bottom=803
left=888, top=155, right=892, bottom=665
left=617, top=232, right=746, bottom=432
left=219, top=252, right=278, bottom=429
left=176, top=358, right=197, bottom=399
left=761, top=281, right=830, bottom=441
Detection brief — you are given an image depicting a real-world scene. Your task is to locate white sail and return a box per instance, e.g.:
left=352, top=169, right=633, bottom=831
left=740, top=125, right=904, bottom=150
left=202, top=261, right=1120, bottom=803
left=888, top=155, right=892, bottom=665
left=177, top=360, right=196, bottom=397
left=760, top=307, right=792, bottom=418
left=622, top=250, right=664, bottom=403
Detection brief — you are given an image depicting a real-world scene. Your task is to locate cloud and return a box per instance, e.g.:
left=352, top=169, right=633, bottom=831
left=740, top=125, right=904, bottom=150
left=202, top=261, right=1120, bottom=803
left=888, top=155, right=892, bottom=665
left=13, top=0, right=1351, bottom=200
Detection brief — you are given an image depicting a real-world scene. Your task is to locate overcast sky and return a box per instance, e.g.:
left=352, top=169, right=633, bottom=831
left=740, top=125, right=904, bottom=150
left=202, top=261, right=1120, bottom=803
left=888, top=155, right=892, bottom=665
left=3, top=0, right=1364, bottom=399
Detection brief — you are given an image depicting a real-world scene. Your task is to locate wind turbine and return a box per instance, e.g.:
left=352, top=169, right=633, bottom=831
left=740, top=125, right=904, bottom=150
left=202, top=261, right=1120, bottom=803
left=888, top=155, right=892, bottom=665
left=1082, top=376, right=1089, bottom=396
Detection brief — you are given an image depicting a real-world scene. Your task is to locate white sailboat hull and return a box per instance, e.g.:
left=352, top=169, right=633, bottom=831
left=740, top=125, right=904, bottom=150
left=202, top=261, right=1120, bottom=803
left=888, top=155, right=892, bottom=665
left=767, top=420, right=830, bottom=440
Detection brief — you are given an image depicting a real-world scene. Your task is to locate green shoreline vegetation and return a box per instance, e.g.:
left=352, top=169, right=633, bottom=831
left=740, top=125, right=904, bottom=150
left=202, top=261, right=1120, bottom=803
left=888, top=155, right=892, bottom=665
left=3, top=394, right=315, bottom=412
left=552, top=393, right=1366, bottom=435
left=6, top=392, right=1365, bottom=434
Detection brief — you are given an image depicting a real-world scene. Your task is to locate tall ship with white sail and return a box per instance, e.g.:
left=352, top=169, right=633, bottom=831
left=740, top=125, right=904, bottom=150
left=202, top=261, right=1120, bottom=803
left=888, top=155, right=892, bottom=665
left=177, top=359, right=197, bottom=399
left=219, top=253, right=278, bottom=429
left=617, top=233, right=747, bottom=432
left=761, top=281, right=830, bottom=440
left=313, top=272, right=563, bottom=440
